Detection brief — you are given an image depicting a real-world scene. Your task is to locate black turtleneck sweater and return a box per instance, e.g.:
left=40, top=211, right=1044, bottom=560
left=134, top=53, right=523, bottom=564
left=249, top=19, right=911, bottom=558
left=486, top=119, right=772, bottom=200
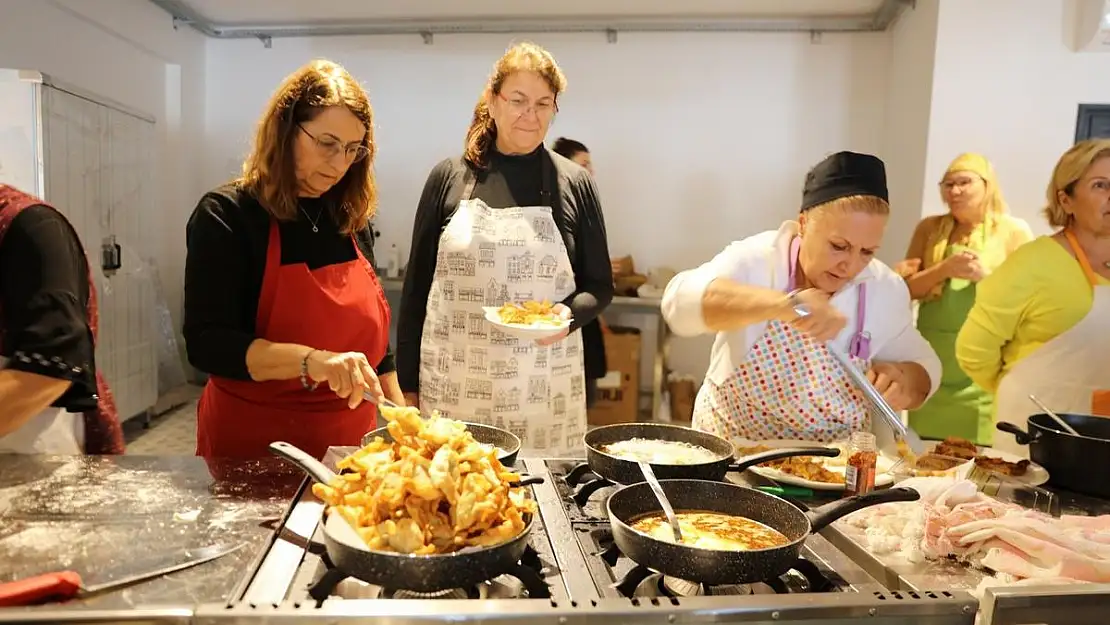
left=397, top=148, right=613, bottom=393
left=183, top=184, right=395, bottom=380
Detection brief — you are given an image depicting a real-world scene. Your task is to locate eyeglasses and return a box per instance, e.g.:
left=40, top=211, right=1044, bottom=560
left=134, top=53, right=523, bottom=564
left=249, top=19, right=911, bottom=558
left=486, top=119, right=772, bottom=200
left=497, top=93, right=558, bottom=119
left=939, top=178, right=980, bottom=191
left=298, top=125, right=371, bottom=163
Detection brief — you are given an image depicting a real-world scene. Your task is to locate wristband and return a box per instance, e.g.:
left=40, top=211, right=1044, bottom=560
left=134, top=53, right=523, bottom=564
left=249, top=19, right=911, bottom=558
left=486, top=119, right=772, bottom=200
left=300, top=350, right=319, bottom=391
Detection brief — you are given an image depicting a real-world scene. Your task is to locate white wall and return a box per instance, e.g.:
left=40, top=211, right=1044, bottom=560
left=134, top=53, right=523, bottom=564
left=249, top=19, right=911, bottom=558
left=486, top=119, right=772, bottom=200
left=0, top=0, right=206, bottom=362
left=204, top=31, right=892, bottom=381
left=924, top=0, right=1110, bottom=232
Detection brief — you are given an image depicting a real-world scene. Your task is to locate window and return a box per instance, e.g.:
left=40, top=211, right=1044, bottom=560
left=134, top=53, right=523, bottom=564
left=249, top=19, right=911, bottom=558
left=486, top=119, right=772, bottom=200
left=1075, top=104, right=1110, bottom=142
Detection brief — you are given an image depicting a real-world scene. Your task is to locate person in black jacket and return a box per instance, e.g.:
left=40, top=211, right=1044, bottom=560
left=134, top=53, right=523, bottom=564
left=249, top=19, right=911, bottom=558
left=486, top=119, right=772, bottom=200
left=398, top=43, right=613, bottom=455
left=551, top=137, right=608, bottom=408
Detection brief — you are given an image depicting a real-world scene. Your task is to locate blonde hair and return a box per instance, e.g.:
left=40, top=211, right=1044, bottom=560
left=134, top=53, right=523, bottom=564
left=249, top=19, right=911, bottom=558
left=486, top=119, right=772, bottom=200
left=1044, top=139, right=1110, bottom=228
left=464, top=42, right=567, bottom=170
left=809, top=194, right=890, bottom=218
left=239, top=59, right=377, bottom=235
left=942, top=152, right=1007, bottom=215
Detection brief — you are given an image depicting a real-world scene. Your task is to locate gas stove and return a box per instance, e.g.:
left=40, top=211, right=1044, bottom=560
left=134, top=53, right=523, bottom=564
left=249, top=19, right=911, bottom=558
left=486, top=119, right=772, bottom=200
left=205, top=452, right=978, bottom=624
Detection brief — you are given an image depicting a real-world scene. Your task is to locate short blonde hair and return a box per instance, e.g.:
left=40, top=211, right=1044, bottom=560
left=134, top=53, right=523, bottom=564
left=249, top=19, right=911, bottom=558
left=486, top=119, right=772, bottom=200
left=1044, top=139, right=1110, bottom=228
left=809, top=194, right=890, bottom=218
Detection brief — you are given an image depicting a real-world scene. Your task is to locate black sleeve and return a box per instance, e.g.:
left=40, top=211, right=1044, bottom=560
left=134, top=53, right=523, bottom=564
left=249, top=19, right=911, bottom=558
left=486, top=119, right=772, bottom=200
left=563, top=172, right=614, bottom=332
left=354, top=228, right=396, bottom=376
left=397, top=159, right=454, bottom=393
left=183, top=193, right=258, bottom=380
left=0, top=205, right=96, bottom=409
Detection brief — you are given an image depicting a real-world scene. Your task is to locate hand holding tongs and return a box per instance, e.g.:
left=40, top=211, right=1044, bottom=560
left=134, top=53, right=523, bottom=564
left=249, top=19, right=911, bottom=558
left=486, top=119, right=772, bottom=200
left=827, top=345, right=926, bottom=456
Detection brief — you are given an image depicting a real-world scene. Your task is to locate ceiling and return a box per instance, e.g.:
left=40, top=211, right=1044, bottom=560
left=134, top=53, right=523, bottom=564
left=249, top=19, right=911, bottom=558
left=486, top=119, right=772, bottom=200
left=148, top=0, right=908, bottom=38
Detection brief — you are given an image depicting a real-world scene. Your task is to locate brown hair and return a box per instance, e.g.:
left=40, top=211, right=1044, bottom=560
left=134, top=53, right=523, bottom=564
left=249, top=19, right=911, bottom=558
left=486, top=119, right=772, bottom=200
left=238, top=59, right=377, bottom=234
left=1043, top=139, right=1110, bottom=229
left=464, top=42, right=567, bottom=170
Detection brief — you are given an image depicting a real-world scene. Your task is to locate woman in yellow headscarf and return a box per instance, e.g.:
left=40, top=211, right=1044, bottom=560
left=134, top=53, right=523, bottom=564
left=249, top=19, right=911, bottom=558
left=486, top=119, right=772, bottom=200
left=898, top=153, right=1033, bottom=444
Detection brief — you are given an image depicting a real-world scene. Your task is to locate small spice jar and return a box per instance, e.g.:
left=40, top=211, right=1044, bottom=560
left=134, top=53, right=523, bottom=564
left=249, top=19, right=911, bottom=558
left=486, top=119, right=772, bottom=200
left=844, top=431, right=878, bottom=497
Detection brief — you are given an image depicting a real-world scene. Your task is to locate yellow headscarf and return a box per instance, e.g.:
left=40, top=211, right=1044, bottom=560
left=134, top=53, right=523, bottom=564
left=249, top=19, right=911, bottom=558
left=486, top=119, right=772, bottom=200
left=921, top=153, right=1009, bottom=302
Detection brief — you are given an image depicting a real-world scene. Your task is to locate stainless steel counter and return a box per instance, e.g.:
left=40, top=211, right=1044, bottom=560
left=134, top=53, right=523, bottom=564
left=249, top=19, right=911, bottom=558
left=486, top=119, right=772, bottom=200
left=0, top=454, right=297, bottom=620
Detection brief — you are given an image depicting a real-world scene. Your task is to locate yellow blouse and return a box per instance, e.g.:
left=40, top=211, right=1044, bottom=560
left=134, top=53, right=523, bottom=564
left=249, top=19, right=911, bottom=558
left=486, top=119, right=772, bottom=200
left=956, top=236, right=1109, bottom=393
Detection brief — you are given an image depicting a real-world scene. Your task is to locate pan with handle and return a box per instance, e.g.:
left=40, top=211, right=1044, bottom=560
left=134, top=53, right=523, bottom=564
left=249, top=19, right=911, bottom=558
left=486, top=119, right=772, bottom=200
left=362, top=421, right=522, bottom=468
left=269, top=441, right=543, bottom=592
left=583, top=423, right=841, bottom=485
left=606, top=478, right=919, bottom=585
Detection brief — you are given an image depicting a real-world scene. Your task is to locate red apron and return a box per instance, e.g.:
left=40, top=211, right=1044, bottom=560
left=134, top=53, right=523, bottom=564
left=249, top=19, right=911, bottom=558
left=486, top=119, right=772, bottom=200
left=0, top=185, right=124, bottom=454
left=196, top=219, right=391, bottom=462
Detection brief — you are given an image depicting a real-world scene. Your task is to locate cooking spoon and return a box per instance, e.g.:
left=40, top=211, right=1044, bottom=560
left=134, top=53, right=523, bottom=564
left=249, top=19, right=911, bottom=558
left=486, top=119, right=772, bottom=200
left=1028, top=394, right=1080, bottom=436
left=638, top=461, right=683, bottom=543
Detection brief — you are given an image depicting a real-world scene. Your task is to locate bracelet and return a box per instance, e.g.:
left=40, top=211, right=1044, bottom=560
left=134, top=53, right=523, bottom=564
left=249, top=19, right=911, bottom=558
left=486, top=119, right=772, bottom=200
left=300, top=350, right=319, bottom=391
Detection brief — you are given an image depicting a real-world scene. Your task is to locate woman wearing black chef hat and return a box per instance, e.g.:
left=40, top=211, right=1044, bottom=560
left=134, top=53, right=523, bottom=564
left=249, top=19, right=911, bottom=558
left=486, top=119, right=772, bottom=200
left=662, top=152, right=941, bottom=443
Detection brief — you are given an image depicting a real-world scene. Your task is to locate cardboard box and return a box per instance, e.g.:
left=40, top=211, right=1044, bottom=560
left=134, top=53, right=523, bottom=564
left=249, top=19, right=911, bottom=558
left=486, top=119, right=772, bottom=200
left=588, top=325, right=641, bottom=425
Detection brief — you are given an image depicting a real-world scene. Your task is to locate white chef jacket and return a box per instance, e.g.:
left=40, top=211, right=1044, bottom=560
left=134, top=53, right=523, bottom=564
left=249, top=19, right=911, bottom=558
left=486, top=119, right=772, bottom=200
left=662, top=221, right=941, bottom=395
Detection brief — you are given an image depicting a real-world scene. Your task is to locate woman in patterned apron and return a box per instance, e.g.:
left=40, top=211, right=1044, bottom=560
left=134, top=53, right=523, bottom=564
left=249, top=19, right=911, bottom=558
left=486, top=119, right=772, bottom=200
left=662, top=152, right=941, bottom=444
left=958, top=139, right=1110, bottom=457
left=398, top=42, right=613, bottom=456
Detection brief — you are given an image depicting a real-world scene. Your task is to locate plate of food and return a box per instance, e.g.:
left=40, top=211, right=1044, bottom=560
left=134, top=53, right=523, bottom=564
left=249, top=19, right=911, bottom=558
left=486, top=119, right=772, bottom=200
left=483, top=300, right=571, bottom=341
left=736, top=439, right=900, bottom=491
left=894, top=437, right=1050, bottom=486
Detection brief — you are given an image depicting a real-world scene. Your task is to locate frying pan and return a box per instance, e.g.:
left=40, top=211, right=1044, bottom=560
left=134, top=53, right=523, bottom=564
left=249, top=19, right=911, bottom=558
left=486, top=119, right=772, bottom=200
left=583, top=423, right=841, bottom=484
left=270, top=441, right=543, bottom=592
left=997, top=413, right=1110, bottom=498
left=362, top=421, right=522, bottom=467
left=607, top=479, right=919, bottom=585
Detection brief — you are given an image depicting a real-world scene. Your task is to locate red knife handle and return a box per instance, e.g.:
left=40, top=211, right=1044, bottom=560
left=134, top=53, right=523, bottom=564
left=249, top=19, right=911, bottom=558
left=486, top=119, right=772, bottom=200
left=0, top=571, right=83, bottom=606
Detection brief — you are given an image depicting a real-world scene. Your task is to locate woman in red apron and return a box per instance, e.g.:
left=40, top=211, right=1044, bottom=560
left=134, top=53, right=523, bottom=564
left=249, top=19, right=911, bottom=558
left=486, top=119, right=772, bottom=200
left=184, top=60, right=401, bottom=469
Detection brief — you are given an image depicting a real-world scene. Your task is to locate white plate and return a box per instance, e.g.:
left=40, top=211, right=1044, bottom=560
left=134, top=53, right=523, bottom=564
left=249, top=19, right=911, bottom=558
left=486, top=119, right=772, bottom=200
left=954, top=447, right=1051, bottom=487
left=482, top=306, right=571, bottom=341
left=737, top=439, right=898, bottom=491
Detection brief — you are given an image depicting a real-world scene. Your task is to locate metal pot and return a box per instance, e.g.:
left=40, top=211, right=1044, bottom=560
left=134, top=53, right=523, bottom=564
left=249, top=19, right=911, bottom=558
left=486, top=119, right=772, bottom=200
left=997, top=412, right=1110, bottom=498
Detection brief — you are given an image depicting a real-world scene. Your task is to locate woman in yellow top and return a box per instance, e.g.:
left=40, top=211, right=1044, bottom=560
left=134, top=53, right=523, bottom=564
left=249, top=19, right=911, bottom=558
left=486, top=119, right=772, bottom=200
left=899, top=154, right=1033, bottom=444
left=957, top=139, right=1110, bottom=456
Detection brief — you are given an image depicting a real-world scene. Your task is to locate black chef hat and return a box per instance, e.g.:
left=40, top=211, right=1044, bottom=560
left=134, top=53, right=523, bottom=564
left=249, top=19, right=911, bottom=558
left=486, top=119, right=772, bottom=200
left=801, top=151, right=888, bottom=212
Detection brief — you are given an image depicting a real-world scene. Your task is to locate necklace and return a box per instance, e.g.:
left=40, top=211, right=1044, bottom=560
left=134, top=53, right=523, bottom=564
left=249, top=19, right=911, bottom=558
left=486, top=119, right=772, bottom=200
left=300, top=206, right=323, bottom=233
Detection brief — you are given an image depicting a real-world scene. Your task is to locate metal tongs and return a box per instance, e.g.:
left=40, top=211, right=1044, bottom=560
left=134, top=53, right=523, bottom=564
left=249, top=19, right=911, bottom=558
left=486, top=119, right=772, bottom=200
left=827, top=346, right=926, bottom=456
left=362, top=390, right=401, bottom=409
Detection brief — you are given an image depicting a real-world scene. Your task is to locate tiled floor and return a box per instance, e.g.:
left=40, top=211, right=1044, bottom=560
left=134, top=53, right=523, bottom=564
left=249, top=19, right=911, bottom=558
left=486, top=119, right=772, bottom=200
left=124, top=385, right=200, bottom=455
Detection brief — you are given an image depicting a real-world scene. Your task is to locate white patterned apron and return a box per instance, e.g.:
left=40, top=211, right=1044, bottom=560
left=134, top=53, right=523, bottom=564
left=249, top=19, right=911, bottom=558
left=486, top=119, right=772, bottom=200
left=691, top=237, right=872, bottom=444
left=419, top=157, right=587, bottom=456
left=0, top=356, right=84, bottom=454
left=993, top=230, right=1110, bottom=458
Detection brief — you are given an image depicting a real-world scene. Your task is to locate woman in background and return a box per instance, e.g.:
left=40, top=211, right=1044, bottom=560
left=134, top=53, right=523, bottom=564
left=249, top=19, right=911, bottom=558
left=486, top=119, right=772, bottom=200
left=399, top=43, right=613, bottom=455
left=0, top=184, right=123, bottom=454
left=184, top=59, right=399, bottom=462
left=957, top=139, right=1110, bottom=456
left=899, top=153, right=1032, bottom=444
left=551, top=137, right=607, bottom=408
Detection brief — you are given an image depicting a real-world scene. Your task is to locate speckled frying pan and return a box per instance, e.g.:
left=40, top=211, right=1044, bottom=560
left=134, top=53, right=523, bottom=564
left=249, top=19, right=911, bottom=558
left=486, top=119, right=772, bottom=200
left=362, top=422, right=522, bottom=467
left=584, top=422, right=841, bottom=484
left=607, top=479, right=919, bottom=585
left=270, top=441, right=542, bottom=592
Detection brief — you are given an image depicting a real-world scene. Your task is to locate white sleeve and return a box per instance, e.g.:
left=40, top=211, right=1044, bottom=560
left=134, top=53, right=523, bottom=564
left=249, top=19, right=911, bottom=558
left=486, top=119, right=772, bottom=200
left=871, top=280, right=942, bottom=398
left=661, top=242, right=754, bottom=338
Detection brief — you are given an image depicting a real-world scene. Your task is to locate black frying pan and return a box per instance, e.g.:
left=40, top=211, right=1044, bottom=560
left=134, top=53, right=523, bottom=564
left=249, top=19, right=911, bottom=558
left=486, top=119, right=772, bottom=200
left=997, top=412, right=1110, bottom=498
left=584, top=423, right=840, bottom=484
left=270, top=441, right=543, bottom=592
left=362, top=421, right=522, bottom=467
left=607, top=479, right=919, bottom=585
